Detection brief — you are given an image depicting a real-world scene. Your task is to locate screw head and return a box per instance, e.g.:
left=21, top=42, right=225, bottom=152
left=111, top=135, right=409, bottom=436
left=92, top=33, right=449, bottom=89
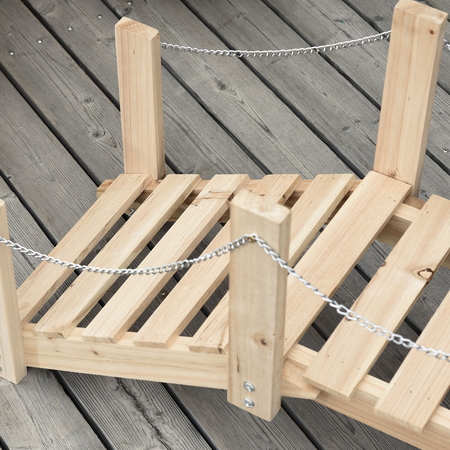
left=68, top=26, right=73, bottom=31
left=97, top=14, right=103, bottom=19
left=37, top=39, right=43, bottom=44
left=160, top=290, right=167, bottom=298
left=127, top=0, right=132, bottom=4
left=243, top=381, right=255, bottom=392
left=444, top=148, right=450, bottom=154
left=243, top=398, right=254, bottom=408
left=9, top=51, right=14, bottom=56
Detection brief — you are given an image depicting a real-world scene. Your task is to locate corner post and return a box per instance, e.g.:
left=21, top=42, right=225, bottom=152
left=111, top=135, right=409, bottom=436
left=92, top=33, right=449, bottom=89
left=373, top=0, right=447, bottom=196
left=0, top=201, right=26, bottom=383
left=116, top=18, right=166, bottom=179
left=228, top=190, right=290, bottom=421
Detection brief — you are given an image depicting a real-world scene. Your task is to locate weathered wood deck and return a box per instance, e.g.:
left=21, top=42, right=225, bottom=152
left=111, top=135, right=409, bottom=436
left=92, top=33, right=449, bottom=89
left=1, top=0, right=450, bottom=448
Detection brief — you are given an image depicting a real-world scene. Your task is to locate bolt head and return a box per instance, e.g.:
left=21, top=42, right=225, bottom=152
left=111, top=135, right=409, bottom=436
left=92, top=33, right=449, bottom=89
left=243, top=381, right=255, bottom=392
left=243, top=398, right=254, bottom=408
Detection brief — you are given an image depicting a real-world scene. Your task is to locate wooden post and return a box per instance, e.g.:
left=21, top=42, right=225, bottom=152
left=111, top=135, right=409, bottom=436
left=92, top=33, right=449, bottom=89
left=373, top=0, right=447, bottom=196
left=228, top=190, right=290, bottom=421
left=0, top=200, right=26, bottom=383
left=116, top=18, right=166, bottom=179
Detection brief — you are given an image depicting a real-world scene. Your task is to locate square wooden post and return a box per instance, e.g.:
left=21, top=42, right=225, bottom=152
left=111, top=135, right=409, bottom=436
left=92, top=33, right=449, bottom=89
left=116, top=18, right=166, bottom=179
left=0, top=200, right=26, bottom=383
left=228, top=190, right=290, bottom=421
left=373, top=0, right=447, bottom=196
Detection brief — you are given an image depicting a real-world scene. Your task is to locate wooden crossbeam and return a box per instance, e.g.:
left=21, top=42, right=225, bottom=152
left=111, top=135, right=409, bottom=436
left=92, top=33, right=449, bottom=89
left=133, top=174, right=300, bottom=349
left=33, top=175, right=200, bottom=339
left=82, top=175, right=249, bottom=344
left=189, top=174, right=356, bottom=354
left=304, top=195, right=450, bottom=399
left=375, top=289, right=450, bottom=432
left=18, top=174, right=151, bottom=324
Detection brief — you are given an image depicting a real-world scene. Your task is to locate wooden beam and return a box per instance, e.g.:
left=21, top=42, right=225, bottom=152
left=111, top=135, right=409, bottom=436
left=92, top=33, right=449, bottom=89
left=373, top=0, right=447, bottom=196
left=228, top=190, right=290, bottom=421
left=0, top=201, right=26, bottom=383
left=116, top=18, right=165, bottom=179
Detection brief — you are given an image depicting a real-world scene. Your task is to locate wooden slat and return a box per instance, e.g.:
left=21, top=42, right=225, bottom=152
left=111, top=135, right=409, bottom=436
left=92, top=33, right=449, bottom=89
left=373, top=1, right=447, bottom=196
left=304, top=194, right=450, bottom=399
left=189, top=174, right=356, bottom=354
left=33, top=175, right=200, bottom=339
left=116, top=17, right=166, bottom=179
left=0, top=201, right=26, bottom=383
left=375, top=290, right=450, bottom=431
left=282, top=171, right=411, bottom=358
left=133, top=174, right=300, bottom=349
left=81, top=175, right=249, bottom=344
left=286, top=344, right=450, bottom=450
left=18, top=174, right=152, bottom=324
left=227, top=190, right=291, bottom=421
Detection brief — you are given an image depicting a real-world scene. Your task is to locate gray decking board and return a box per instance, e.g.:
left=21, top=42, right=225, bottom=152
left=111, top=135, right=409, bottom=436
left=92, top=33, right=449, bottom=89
left=0, top=0, right=448, bottom=449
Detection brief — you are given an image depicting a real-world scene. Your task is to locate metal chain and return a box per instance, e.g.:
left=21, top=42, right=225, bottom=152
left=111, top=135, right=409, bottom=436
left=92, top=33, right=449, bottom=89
left=160, top=30, right=391, bottom=57
left=2, top=233, right=449, bottom=362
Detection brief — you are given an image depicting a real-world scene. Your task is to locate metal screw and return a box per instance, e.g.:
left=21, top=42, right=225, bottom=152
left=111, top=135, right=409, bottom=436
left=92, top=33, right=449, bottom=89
left=160, top=290, right=167, bottom=298
left=243, top=398, right=254, bottom=408
left=444, top=148, right=450, bottom=154
left=9, top=51, right=14, bottom=56
left=97, top=14, right=103, bottom=19
left=37, top=39, right=43, bottom=44
left=68, top=26, right=73, bottom=31
left=127, top=0, right=132, bottom=4
left=244, top=381, right=255, bottom=392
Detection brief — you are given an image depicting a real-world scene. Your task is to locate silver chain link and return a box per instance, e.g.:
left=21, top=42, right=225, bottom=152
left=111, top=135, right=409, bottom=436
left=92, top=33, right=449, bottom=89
left=160, top=31, right=391, bottom=57
left=2, top=233, right=449, bottom=362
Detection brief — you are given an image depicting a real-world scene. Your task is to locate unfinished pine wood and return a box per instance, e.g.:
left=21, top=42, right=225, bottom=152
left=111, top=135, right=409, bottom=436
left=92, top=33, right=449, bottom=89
left=282, top=171, right=411, bottom=357
left=304, top=194, right=450, bottom=399
left=189, top=174, right=357, bottom=354
left=286, top=344, right=450, bottom=450
left=116, top=17, right=165, bottom=179
left=373, top=1, right=447, bottom=195
left=134, top=174, right=300, bottom=349
left=0, top=201, right=26, bottom=383
left=18, top=173, right=151, bottom=325
left=81, top=175, right=248, bottom=344
left=375, top=288, right=450, bottom=431
left=228, top=190, right=290, bottom=421
left=33, top=175, right=200, bottom=339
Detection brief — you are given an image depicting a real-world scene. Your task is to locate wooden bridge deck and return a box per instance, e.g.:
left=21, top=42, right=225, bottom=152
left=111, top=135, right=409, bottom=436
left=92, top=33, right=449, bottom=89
left=1, top=0, right=450, bottom=448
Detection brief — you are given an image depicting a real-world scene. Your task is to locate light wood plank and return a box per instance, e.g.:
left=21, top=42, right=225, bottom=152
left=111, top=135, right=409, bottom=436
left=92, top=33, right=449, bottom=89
left=228, top=190, right=290, bottom=421
left=18, top=173, right=151, bottom=325
left=116, top=17, right=165, bottom=179
left=373, top=1, right=447, bottom=196
left=0, top=201, right=26, bottom=383
left=189, top=174, right=356, bottom=354
left=286, top=344, right=450, bottom=450
left=282, top=171, right=411, bottom=358
left=375, top=289, right=450, bottom=431
left=134, top=174, right=300, bottom=349
left=81, top=175, right=249, bottom=344
left=33, top=175, right=200, bottom=339
left=304, top=194, right=450, bottom=399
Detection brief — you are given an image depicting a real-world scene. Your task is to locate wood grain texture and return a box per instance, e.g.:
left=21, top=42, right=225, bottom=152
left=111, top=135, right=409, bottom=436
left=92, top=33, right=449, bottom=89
left=282, top=171, right=411, bottom=357
left=83, top=175, right=248, bottom=344
left=116, top=18, right=166, bottom=178
left=189, top=173, right=356, bottom=354
left=33, top=175, right=199, bottom=339
left=267, top=0, right=450, bottom=193
left=0, top=201, right=26, bottom=383
left=18, top=174, right=151, bottom=325
left=375, top=288, right=450, bottom=432
left=373, top=0, right=447, bottom=195
left=134, top=174, right=299, bottom=349
left=304, top=194, right=450, bottom=398
left=228, top=190, right=290, bottom=421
